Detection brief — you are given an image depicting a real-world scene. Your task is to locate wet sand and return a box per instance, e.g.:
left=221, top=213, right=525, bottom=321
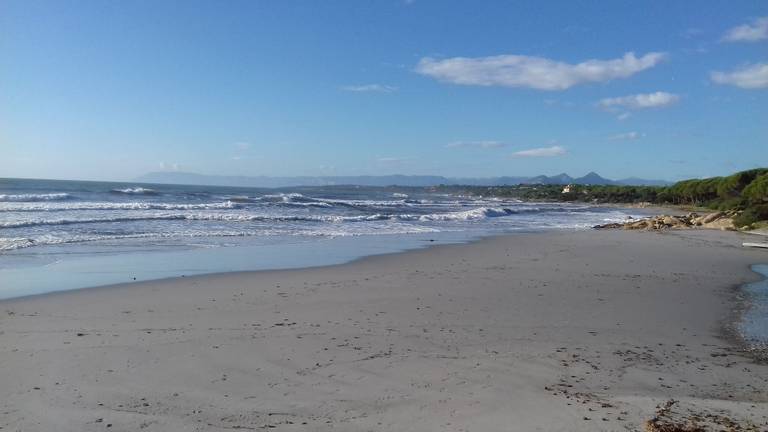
left=1, top=229, right=767, bottom=431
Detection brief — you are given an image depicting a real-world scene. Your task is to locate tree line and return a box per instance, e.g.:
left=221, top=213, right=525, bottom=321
left=430, top=168, right=768, bottom=226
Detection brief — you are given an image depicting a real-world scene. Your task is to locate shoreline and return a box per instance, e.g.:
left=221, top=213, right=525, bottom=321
left=0, top=199, right=654, bottom=300
left=2, top=229, right=768, bottom=430
left=0, top=238, right=475, bottom=305
left=721, top=264, right=767, bottom=362
left=8, top=228, right=765, bottom=358
left=0, top=196, right=704, bottom=304
left=2, top=226, right=627, bottom=303
left=733, top=264, right=768, bottom=362
left=0, top=224, right=729, bottom=305
left=0, top=230, right=487, bottom=301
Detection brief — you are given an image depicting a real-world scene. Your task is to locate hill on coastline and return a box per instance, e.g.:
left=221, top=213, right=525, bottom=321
left=435, top=168, right=768, bottom=229
left=135, top=171, right=670, bottom=188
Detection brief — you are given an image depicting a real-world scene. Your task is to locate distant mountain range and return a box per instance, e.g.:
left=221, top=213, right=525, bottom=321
left=135, top=171, right=671, bottom=188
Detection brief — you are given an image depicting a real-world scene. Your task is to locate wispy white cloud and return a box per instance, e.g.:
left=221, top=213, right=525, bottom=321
left=415, top=52, right=666, bottom=91
left=598, top=91, right=680, bottom=110
left=608, top=131, right=644, bottom=141
left=234, top=142, right=251, bottom=151
left=616, top=112, right=632, bottom=121
left=445, top=140, right=505, bottom=149
left=722, top=16, right=768, bottom=42
left=341, top=84, right=398, bottom=93
left=710, top=63, right=768, bottom=89
left=510, top=145, right=567, bottom=158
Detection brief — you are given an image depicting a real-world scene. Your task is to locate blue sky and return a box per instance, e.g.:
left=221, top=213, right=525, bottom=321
left=1, top=1, right=766, bottom=182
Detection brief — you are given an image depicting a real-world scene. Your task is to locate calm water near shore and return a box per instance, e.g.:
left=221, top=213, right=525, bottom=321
left=741, top=264, right=768, bottom=349
left=0, top=231, right=488, bottom=299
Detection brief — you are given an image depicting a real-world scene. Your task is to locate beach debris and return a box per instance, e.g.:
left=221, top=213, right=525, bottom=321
left=594, top=211, right=738, bottom=231
left=644, top=399, right=762, bottom=432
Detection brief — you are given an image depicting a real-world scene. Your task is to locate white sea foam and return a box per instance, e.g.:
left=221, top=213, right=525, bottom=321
left=111, top=187, right=157, bottom=195
left=258, top=193, right=512, bottom=209
left=314, top=198, right=414, bottom=207
left=1, top=215, right=187, bottom=228
left=0, top=193, right=72, bottom=202
left=0, top=206, right=522, bottom=228
left=259, top=193, right=419, bottom=208
left=0, top=224, right=441, bottom=251
left=0, top=180, right=642, bottom=256
left=282, top=201, right=333, bottom=208
left=0, top=231, right=263, bottom=251
left=0, top=213, right=381, bottom=228
left=0, top=201, right=240, bottom=212
left=227, top=196, right=257, bottom=203
left=408, top=207, right=514, bottom=221
left=261, top=192, right=305, bottom=201
left=257, top=193, right=333, bottom=207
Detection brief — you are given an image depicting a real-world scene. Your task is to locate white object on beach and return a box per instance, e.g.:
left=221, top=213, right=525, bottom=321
left=743, top=242, right=768, bottom=249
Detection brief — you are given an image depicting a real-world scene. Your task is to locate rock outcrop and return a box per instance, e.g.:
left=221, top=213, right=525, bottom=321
left=594, top=211, right=737, bottom=231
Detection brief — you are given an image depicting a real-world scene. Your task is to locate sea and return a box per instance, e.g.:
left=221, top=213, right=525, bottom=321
left=740, top=264, right=768, bottom=351
left=0, top=177, right=648, bottom=299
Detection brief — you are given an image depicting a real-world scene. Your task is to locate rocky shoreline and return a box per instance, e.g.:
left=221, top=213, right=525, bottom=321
left=595, top=210, right=739, bottom=231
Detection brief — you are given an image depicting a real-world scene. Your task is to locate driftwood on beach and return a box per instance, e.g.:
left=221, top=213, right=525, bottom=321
left=594, top=211, right=738, bottom=231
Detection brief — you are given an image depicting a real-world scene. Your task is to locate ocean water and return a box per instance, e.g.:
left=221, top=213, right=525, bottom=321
left=0, top=177, right=644, bottom=299
left=740, top=264, right=768, bottom=349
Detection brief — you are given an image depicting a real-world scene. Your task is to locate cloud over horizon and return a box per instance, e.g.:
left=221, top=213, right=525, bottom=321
left=415, top=52, right=666, bottom=91
left=510, top=145, right=567, bottom=158
left=598, top=91, right=680, bottom=110
left=341, top=84, right=398, bottom=93
left=722, top=16, right=768, bottom=42
left=710, top=63, right=768, bottom=89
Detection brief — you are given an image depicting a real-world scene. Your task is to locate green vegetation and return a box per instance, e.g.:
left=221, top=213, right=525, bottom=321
left=431, top=168, right=768, bottom=227
left=733, top=204, right=768, bottom=227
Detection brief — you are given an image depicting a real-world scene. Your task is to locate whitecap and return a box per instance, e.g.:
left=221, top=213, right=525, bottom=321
left=0, top=193, right=72, bottom=202
left=0, top=201, right=240, bottom=212
left=111, top=187, right=158, bottom=195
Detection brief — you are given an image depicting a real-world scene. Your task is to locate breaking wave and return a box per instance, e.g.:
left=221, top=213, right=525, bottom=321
left=0, top=201, right=240, bottom=212
left=0, top=207, right=519, bottom=228
left=0, top=179, right=639, bottom=256
left=0, top=193, right=72, bottom=202
left=0, top=224, right=441, bottom=251
left=111, top=187, right=158, bottom=195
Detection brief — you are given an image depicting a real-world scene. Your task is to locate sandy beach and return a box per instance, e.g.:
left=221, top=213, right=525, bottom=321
left=2, top=229, right=768, bottom=431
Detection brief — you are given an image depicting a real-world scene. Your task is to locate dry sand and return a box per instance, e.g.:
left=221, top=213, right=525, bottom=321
left=1, top=229, right=768, bottom=431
